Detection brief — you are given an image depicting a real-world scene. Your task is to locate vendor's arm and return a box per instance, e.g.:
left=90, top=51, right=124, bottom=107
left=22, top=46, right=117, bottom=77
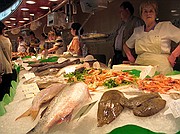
left=168, top=44, right=180, bottom=67
left=69, top=38, right=80, bottom=54
left=123, top=43, right=135, bottom=63
left=41, top=46, right=59, bottom=54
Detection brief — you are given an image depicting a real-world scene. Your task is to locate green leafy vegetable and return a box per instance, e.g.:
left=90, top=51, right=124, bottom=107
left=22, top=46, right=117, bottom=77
left=103, top=79, right=118, bottom=88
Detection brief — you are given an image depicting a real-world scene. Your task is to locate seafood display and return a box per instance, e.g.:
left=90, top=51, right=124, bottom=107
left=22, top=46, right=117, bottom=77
left=64, top=68, right=137, bottom=91
left=97, top=91, right=166, bottom=127
left=97, top=90, right=127, bottom=127
left=137, top=74, right=180, bottom=94
left=16, top=83, right=66, bottom=120
left=27, top=82, right=91, bottom=134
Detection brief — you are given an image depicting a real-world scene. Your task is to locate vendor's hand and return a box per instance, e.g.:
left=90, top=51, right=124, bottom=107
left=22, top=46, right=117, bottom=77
left=168, top=54, right=176, bottom=67
left=128, top=56, right=135, bottom=63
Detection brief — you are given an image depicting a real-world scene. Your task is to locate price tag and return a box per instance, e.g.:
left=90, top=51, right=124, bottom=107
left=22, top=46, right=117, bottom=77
left=24, top=72, right=36, bottom=80
left=21, top=83, right=40, bottom=98
left=22, top=63, right=32, bottom=70
left=164, top=99, right=180, bottom=118
left=72, top=100, right=97, bottom=120
left=140, top=66, right=156, bottom=79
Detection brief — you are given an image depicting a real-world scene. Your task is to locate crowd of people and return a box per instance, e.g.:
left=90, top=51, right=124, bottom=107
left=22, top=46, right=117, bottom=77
left=0, top=0, right=180, bottom=100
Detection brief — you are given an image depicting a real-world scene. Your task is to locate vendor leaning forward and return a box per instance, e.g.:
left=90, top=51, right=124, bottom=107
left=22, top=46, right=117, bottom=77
left=0, top=21, right=17, bottom=100
left=123, top=0, right=180, bottom=75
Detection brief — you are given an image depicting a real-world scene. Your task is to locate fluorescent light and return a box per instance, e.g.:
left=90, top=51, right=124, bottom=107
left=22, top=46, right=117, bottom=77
left=23, top=18, right=30, bottom=20
left=40, top=6, right=49, bottom=10
left=4, top=21, right=11, bottom=24
left=171, top=10, right=177, bottom=13
left=26, top=1, right=36, bottom=4
left=10, top=18, right=16, bottom=20
left=7, top=25, right=12, bottom=28
left=21, top=7, right=29, bottom=11
left=49, top=0, right=58, bottom=1
left=30, top=13, right=34, bottom=16
left=19, top=20, right=25, bottom=23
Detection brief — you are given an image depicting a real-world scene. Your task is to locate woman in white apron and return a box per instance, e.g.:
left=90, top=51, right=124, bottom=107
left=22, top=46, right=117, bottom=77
left=123, top=0, right=180, bottom=75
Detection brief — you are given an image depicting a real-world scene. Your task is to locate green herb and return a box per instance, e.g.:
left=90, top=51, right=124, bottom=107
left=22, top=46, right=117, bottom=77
left=64, top=69, right=88, bottom=82
left=103, top=79, right=118, bottom=88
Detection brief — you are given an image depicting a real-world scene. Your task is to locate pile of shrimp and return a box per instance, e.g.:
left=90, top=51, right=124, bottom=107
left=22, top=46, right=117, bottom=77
left=83, top=69, right=137, bottom=91
left=137, top=74, right=180, bottom=94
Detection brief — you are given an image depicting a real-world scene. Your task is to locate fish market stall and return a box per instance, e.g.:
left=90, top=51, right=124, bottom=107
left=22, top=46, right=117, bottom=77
left=0, top=56, right=180, bottom=134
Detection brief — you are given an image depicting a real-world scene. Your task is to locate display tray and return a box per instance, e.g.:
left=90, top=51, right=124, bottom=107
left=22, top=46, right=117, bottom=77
left=0, top=72, right=180, bottom=134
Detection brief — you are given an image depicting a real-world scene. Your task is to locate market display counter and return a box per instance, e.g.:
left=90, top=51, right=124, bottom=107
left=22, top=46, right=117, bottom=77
left=0, top=67, right=180, bottom=134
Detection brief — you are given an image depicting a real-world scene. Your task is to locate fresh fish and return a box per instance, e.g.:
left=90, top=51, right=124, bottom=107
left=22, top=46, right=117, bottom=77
left=56, top=62, right=90, bottom=76
left=16, top=83, right=66, bottom=121
left=23, top=75, right=66, bottom=88
left=97, top=90, right=128, bottom=127
left=27, top=82, right=90, bottom=134
left=133, top=97, right=166, bottom=117
left=124, top=92, right=161, bottom=109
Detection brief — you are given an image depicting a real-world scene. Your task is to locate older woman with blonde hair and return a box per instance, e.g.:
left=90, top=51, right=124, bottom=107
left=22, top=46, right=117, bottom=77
left=123, top=0, right=180, bottom=74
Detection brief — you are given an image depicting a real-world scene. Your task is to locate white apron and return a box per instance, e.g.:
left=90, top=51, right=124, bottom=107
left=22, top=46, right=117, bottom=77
left=135, top=31, right=173, bottom=75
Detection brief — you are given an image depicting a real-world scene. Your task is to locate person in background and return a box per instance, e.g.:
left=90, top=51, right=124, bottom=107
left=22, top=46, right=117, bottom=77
left=67, top=22, right=84, bottom=56
left=123, top=0, right=180, bottom=75
left=0, top=21, right=16, bottom=100
left=17, top=35, right=27, bottom=52
left=42, top=28, right=64, bottom=55
left=111, top=1, right=144, bottom=66
left=39, top=33, right=48, bottom=53
left=28, top=31, right=40, bottom=54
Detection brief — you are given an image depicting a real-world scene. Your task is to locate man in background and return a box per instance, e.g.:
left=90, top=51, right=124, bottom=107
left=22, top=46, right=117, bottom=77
left=111, top=1, right=144, bottom=66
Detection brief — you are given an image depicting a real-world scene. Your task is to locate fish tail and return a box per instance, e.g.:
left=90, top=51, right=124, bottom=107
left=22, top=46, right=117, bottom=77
left=15, top=108, right=32, bottom=121
left=30, top=110, right=39, bottom=120
left=15, top=108, right=39, bottom=121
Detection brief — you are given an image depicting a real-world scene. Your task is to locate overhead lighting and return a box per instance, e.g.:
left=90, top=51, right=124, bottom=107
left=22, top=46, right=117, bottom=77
left=26, top=1, right=36, bottom=4
left=4, top=21, right=11, bottom=24
left=40, top=6, right=49, bottom=10
left=23, top=18, right=30, bottom=20
left=10, top=17, right=16, bottom=20
left=30, top=13, right=34, bottom=16
left=171, top=10, right=177, bottom=13
left=49, top=0, right=58, bottom=1
left=19, top=20, right=25, bottom=23
left=21, top=7, right=29, bottom=11
left=7, top=25, right=12, bottom=28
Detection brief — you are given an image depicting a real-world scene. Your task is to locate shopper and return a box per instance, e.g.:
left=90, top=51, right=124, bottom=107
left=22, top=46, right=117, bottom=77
left=0, top=21, right=16, bottom=100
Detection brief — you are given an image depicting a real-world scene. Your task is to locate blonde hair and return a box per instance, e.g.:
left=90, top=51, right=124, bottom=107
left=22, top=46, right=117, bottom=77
left=139, top=0, right=158, bottom=16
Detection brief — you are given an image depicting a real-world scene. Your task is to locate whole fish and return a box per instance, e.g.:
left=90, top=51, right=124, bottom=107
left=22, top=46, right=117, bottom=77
left=124, top=92, right=161, bottom=109
left=27, top=82, right=90, bottom=134
left=133, top=97, right=166, bottom=117
left=97, top=90, right=128, bottom=127
left=16, top=83, right=66, bottom=121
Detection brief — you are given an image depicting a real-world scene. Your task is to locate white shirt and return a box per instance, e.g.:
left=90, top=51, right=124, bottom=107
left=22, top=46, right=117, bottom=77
left=17, top=41, right=26, bottom=52
left=115, top=24, right=126, bottom=51
left=126, top=21, right=180, bottom=54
